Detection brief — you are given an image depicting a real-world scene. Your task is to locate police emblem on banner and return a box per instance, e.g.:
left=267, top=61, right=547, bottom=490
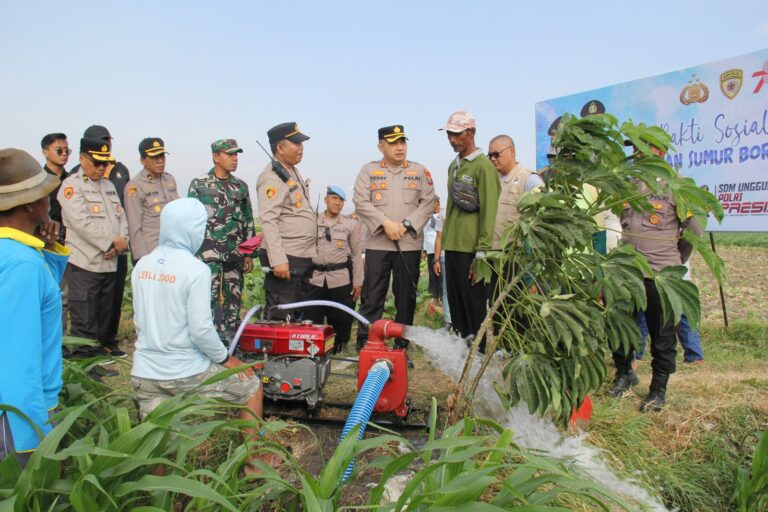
left=720, top=69, right=743, bottom=99
left=680, top=75, right=709, bottom=105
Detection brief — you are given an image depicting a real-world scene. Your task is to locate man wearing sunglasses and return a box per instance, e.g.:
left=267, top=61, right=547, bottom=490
left=353, top=125, right=436, bottom=350
left=58, top=137, right=129, bottom=362
left=41, top=133, right=71, bottom=244
left=305, top=186, right=362, bottom=353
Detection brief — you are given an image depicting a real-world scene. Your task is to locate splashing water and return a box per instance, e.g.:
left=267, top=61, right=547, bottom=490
left=404, top=325, right=667, bottom=512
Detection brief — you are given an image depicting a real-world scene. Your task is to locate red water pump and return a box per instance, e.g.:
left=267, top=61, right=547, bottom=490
left=358, top=319, right=410, bottom=418
left=239, top=321, right=335, bottom=409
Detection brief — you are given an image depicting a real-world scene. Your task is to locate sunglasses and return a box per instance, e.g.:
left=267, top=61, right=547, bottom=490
left=324, top=226, right=331, bottom=241
left=53, top=147, right=72, bottom=156
left=488, top=146, right=513, bottom=160
left=87, top=156, right=111, bottom=168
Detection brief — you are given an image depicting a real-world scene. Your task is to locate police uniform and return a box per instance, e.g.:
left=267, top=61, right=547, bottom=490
left=188, top=139, right=254, bottom=342
left=58, top=138, right=128, bottom=356
left=256, top=123, right=317, bottom=319
left=69, top=125, right=132, bottom=353
left=124, top=138, right=179, bottom=261
left=352, top=125, right=436, bottom=349
left=613, top=176, right=701, bottom=408
left=305, top=189, right=363, bottom=352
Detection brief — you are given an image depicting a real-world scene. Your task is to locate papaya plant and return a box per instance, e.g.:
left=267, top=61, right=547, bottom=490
left=450, top=113, right=725, bottom=425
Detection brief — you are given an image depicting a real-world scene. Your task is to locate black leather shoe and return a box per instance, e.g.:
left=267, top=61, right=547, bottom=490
left=640, top=388, right=666, bottom=412
left=606, top=371, right=640, bottom=397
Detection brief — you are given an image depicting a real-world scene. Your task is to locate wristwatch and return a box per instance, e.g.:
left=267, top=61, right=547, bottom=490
left=402, top=219, right=413, bottom=231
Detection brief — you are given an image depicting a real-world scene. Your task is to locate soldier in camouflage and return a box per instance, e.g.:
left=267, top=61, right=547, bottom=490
left=188, top=139, right=254, bottom=344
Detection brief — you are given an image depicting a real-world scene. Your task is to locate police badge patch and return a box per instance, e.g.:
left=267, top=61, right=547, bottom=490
left=720, top=69, right=743, bottom=99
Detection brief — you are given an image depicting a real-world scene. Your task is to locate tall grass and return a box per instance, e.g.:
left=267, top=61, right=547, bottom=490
left=1, top=360, right=636, bottom=510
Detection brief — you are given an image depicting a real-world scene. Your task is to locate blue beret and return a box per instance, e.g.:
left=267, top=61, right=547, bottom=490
left=326, top=185, right=346, bottom=201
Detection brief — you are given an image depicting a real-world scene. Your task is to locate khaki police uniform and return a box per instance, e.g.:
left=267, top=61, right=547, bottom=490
left=305, top=213, right=363, bottom=351
left=352, top=159, right=436, bottom=348
left=493, top=163, right=535, bottom=250
left=614, top=178, right=702, bottom=378
left=124, top=169, right=180, bottom=261
left=256, top=162, right=318, bottom=316
left=58, top=169, right=129, bottom=350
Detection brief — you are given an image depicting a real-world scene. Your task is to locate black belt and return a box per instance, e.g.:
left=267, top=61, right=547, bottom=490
left=313, top=261, right=350, bottom=272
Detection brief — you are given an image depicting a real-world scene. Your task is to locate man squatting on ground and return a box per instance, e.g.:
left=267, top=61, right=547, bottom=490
left=0, top=149, right=69, bottom=466
left=130, top=198, right=274, bottom=473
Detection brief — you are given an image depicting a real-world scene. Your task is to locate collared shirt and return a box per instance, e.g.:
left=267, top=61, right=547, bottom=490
left=0, top=228, right=69, bottom=453
left=621, top=179, right=701, bottom=272
left=352, top=159, right=436, bottom=252
left=188, top=169, right=254, bottom=263
left=256, top=162, right=317, bottom=266
left=58, top=169, right=129, bottom=272
left=309, top=213, right=363, bottom=288
left=124, top=169, right=180, bottom=260
left=442, top=150, right=501, bottom=253
left=493, top=163, right=544, bottom=250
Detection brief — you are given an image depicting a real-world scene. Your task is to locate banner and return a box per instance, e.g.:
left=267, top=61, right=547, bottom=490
left=535, top=49, right=768, bottom=232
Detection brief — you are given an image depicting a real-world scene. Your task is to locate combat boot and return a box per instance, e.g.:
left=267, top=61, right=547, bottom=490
left=606, top=369, right=640, bottom=397
left=640, top=372, right=669, bottom=413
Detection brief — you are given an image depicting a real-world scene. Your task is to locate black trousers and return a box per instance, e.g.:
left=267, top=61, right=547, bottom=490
left=259, top=251, right=314, bottom=320
left=426, top=253, right=442, bottom=299
left=66, top=263, right=116, bottom=350
left=104, top=254, right=128, bottom=346
left=356, top=249, right=420, bottom=349
left=306, top=281, right=354, bottom=352
left=613, top=278, right=677, bottom=375
left=445, top=251, right=488, bottom=339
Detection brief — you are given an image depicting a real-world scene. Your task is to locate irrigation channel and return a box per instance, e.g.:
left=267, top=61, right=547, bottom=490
left=402, top=325, right=668, bottom=512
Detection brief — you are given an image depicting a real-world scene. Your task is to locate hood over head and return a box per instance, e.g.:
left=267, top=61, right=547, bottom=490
left=159, top=198, right=208, bottom=254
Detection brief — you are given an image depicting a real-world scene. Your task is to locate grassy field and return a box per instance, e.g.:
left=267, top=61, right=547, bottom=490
left=110, top=246, right=767, bottom=511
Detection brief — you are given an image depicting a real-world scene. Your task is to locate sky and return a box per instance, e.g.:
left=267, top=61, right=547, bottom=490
left=2, top=0, right=767, bottom=213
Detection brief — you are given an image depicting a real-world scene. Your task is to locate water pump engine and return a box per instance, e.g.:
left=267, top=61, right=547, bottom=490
left=239, top=321, right=335, bottom=409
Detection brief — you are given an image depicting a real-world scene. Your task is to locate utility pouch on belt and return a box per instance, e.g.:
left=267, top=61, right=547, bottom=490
left=451, top=180, right=479, bottom=212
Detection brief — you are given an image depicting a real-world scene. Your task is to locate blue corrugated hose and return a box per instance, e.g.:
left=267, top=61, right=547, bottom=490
left=338, top=360, right=391, bottom=481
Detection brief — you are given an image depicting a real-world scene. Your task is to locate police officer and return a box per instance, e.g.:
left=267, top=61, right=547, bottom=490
left=58, top=137, right=129, bottom=360
left=353, top=125, right=436, bottom=349
left=188, top=139, right=255, bottom=344
left=124, top=138, right=179, bottom=262
left=70, top=126, right=132, bottom=355
left=256, top=122, right=317, bottom=318
left=306, top=186, right=363, bottom=353
left=607, top=141, right=701, bottom=412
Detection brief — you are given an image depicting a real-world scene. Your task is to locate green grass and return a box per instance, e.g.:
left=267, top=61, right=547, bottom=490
left=588, top=319, right=768, bottom=511
left=710, top=232, right=768, bottom=248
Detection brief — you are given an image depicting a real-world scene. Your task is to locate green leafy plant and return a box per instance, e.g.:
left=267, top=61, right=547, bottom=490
left=735, top=430, right=768, bottom=512
left=451, top=114, right=726, bottom=425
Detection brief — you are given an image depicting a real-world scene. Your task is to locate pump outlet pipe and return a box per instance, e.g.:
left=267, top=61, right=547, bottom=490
left=337, top=359, right=391, bottom=482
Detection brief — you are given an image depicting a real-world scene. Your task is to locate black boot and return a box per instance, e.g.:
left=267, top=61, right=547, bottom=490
left=640, top=372, right=669, bottom=413
left=606, top=368, right=640, bottom=397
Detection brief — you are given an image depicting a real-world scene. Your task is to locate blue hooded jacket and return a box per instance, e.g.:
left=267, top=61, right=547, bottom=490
left=130, top=198, right=228, bottom=380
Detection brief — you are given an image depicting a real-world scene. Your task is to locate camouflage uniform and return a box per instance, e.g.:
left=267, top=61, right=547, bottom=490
left=188, top=169, right=254, bottom=341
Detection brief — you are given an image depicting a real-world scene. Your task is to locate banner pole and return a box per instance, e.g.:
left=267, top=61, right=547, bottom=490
left=709, top=232, right=729, bottom=328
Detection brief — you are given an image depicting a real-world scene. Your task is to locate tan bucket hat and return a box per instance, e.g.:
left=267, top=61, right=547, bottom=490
left=0, top=148, right=60, bottom=211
